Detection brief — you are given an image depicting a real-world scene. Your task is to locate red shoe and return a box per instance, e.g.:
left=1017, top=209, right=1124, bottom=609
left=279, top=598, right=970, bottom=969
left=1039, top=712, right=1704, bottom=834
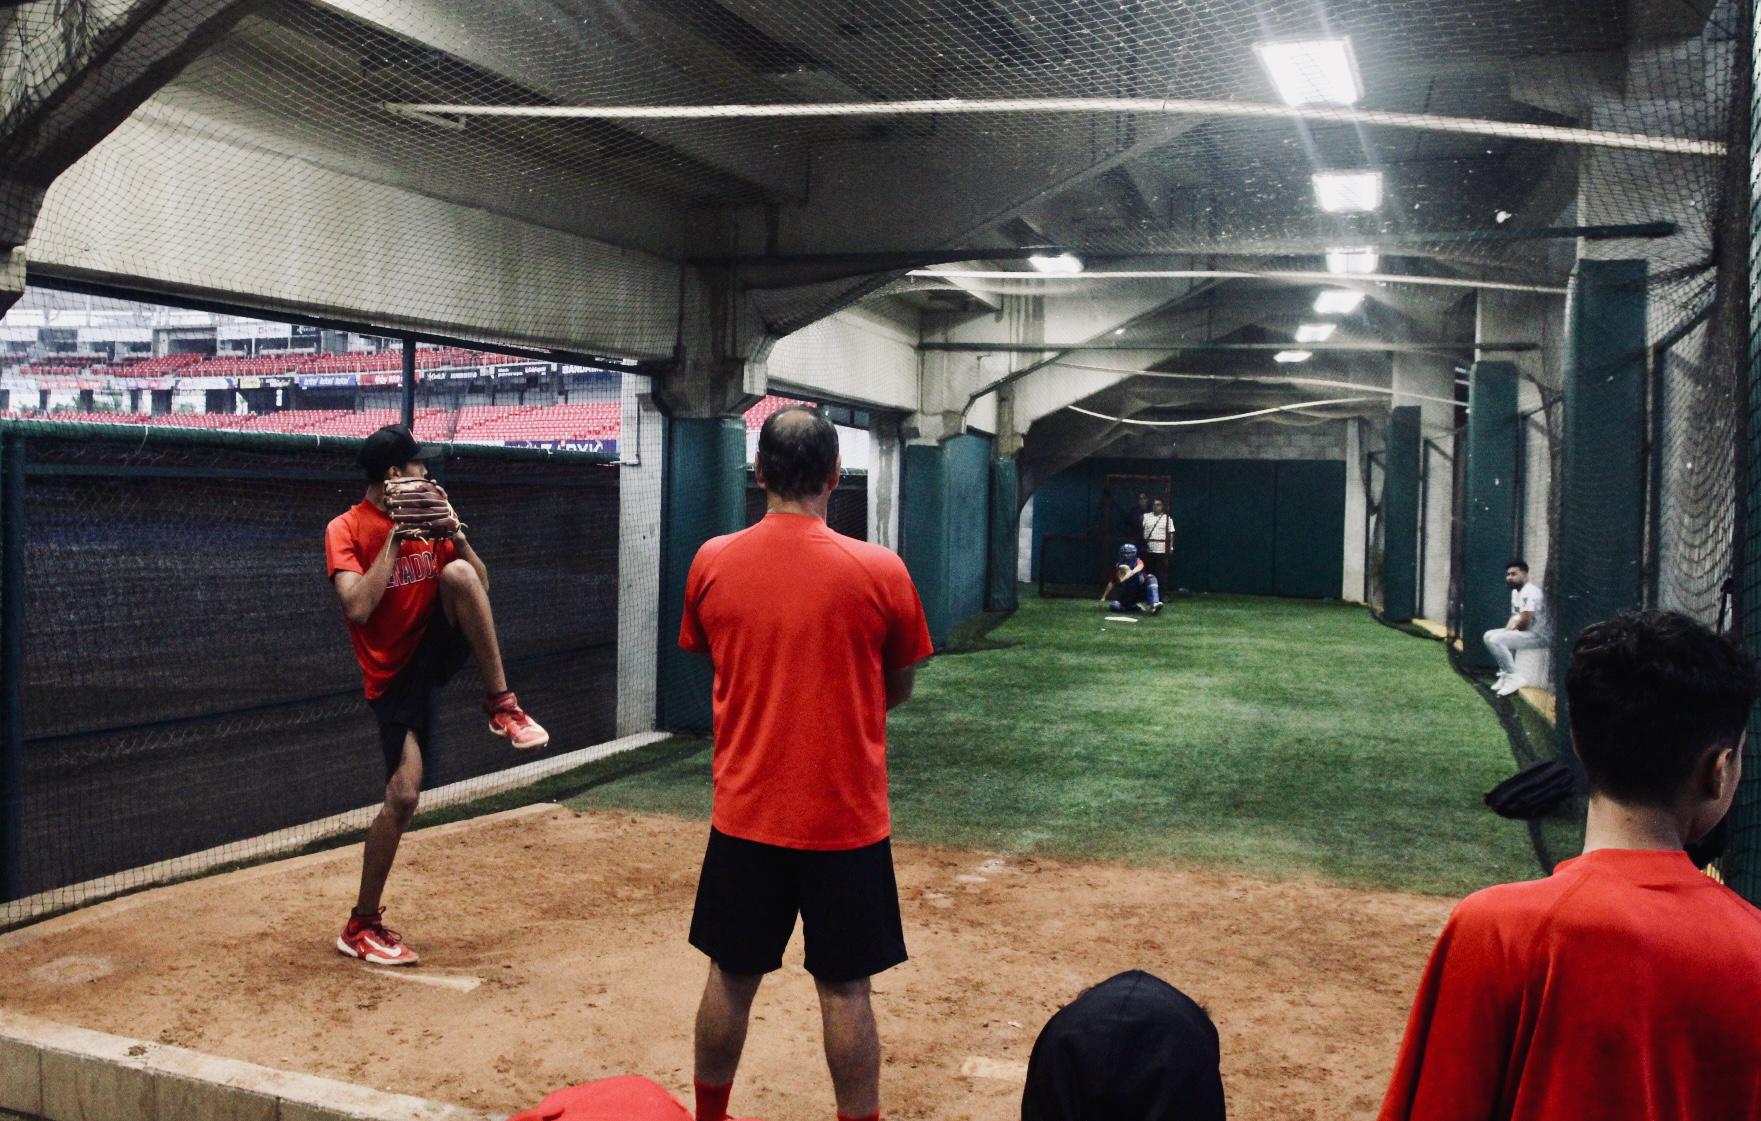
left=486, top=690, right=549, bottom=751
left=336, top=908, right=419, bottom=966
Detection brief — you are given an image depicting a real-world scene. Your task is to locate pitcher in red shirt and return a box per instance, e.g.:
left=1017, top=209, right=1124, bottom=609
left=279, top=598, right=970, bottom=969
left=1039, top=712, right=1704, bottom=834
left=679, top=408, right=933, bottom=1121
left=324, top=424, right=548, bottom=966
left=1379, top=609, right=1761, bottom=1121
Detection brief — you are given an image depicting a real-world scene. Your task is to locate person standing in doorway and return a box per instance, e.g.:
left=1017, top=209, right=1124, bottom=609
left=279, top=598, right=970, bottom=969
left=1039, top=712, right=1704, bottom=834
left=1140, top=498, right=1174, bottom=588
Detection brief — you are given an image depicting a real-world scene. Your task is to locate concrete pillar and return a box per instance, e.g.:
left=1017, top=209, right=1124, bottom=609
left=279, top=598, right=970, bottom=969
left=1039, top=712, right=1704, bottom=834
left=867, top=415, right=903, bottom=552
left=1478, top=291, right=1565, bottom=588
left=1382, top=407, right=1422, bottom=622
left=616, top=376, right=664, bottom=737
left=1393, top=352, right=1457, bottom=622
left=1460, top=362, right=1520, bottom=671
left=988, top=457, right=1020, bottom=611
left=652, top=268, right=769, bottom=732
left=1343, top=419, right=1367, bottom=602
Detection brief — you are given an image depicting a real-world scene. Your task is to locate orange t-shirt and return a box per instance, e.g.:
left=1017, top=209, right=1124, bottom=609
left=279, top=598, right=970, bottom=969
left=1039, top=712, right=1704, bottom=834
left=679, top=513, right=934, bottom=850
left=1378, top=848, right=1761, bottom=1121
left=324, top=499, right=457, bottom=699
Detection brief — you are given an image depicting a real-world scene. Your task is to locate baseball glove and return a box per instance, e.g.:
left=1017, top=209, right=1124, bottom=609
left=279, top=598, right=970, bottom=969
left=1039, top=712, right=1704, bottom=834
left=384, top=476, right=464, bottom=540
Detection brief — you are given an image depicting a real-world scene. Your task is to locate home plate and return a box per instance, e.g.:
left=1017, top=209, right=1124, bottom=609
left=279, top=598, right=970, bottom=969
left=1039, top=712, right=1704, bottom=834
left=961, top=1056, right=1030, bottom=1081
left=1105, top=615, right=1139, bottom=623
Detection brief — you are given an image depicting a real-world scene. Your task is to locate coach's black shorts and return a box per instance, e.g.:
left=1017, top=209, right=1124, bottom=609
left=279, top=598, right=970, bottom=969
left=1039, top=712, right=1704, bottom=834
left=366, top=605, right=471, bottom=780
left=689, top=828, right=907, bottom=983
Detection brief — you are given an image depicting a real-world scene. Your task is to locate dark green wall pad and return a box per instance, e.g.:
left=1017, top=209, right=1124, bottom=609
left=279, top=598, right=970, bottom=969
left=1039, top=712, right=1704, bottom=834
left=1382, top=406, right=1421, bottom=622
left=903, top=434, right=995, bottom=645
left=1031, top=456, right=1344, bottom=599
left=657, top=416, right=748, bottom=733
left=988, top=457, right=1021, bottom=611
left=1274, top=461, right=1348, bottom=598
left=1555, top=258, right=1648, bottom=761
left=1460, top=362, right=1520, bottom=670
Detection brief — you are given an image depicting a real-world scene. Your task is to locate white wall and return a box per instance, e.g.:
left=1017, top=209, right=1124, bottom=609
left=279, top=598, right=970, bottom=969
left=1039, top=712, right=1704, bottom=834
left=765, top=306, right=918, bottom=412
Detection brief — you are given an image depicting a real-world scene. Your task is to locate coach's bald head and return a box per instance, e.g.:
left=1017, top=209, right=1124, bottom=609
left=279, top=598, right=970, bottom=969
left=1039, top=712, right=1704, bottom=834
left=756, top=406, right=840, bottom=500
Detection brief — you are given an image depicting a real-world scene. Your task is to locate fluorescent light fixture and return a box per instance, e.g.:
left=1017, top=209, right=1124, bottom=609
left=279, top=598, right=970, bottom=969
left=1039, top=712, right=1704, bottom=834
left=1253, top=38, right=1364, bottom=107
left=1326, top=246, right=1380, bottom=274
left=1314, top=289, right=1366, bottom=315
left=1312, top=170, right=1382, bottom=213
left=1274, top=350, right=1313, bottom=363
left=1027, top=252, right=1084, bottom=274
left=1295, top=322, right=1337, bottom=343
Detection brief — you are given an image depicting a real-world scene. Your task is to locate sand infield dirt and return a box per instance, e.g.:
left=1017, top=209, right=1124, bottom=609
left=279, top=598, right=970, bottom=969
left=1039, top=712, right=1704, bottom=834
left=0, top=806, right=1452, bottom=1121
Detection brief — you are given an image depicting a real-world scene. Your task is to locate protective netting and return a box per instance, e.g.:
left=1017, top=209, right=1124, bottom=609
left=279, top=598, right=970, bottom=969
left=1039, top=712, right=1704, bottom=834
left=1, top=421, right=621, bottom=921
left=0, top=0, right=1743, bottom=350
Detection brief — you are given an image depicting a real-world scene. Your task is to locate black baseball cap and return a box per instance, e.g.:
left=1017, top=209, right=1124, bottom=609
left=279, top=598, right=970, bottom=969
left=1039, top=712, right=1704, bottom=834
left=359, top=424, right=438, bottom=480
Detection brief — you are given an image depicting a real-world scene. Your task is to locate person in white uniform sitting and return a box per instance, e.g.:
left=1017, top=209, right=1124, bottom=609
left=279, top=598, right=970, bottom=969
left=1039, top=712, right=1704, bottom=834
left=1484, top=559, right=1551, bottom=697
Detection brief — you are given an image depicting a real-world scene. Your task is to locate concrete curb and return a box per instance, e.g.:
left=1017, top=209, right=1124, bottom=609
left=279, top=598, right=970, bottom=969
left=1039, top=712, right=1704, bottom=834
left=0, top=1010, right=499, bottom=1121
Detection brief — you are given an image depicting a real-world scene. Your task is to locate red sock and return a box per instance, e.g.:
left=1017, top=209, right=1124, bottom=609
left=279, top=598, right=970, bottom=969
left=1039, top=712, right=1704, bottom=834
left=694, top=1079, right=732, bottom=1121
left=837, top=1113, right=880, bottom=1121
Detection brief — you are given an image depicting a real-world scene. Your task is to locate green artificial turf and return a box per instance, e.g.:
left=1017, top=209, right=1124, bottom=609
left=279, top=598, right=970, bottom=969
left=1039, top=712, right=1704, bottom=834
left=568, top=591, right=1551, bottom=896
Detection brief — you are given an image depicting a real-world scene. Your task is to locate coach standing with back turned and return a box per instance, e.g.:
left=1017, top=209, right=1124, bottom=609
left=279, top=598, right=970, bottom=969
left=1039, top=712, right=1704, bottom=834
left=679, top=406, right=934, bottom=1121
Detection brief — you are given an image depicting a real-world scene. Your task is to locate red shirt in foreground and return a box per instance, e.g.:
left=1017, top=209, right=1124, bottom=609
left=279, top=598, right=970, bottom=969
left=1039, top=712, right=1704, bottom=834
left=1378, top=848, right=1761, bottom=1121
left=679, top=513, right=933, bottom=850
left=325, top=499, right=457, bottom=699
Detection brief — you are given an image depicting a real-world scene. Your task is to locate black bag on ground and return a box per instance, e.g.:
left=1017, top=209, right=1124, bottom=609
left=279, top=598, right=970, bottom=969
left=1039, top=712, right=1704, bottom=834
left=1484, top=759, right=1577, bottom=819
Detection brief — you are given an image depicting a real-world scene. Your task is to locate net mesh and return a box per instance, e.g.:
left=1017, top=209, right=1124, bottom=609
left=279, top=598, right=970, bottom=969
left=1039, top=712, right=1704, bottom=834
left=2, top=419, right=622, bottom=920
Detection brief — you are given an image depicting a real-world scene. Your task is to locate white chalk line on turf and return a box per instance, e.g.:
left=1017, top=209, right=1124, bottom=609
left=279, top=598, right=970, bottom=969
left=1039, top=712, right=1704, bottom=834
left=1, top=730, right=671, bottom=931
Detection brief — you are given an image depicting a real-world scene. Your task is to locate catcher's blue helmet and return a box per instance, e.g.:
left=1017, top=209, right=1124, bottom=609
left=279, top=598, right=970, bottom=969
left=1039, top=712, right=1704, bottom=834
left=1117, top=543, right=1139, bottom=562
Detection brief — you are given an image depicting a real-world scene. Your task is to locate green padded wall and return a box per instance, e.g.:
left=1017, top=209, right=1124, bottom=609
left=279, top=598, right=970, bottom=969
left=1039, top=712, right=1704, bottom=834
left=1031, top=456, right=1344, bottom=600
left=1206, top=460, right=1276, bottom=594
left=657, top=416, right=747, bottom=733
left=1274, top=461, right=1347, bottom=598
left=1460, top=362, right=1520, bottom=670
left=1169, top=459, right=1213, bottom=593
left=1555, top=258, right=1648, bottom=762
left=902, top=434, right=994, bottom=646
left=988, top=457, right=1021, bottom=611
left=1382, top=406, right=1422, bottom=622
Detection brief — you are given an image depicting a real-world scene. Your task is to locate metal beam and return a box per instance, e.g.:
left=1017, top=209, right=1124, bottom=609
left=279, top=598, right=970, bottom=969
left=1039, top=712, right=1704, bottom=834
left=926, top=340, right=1535, bottom=353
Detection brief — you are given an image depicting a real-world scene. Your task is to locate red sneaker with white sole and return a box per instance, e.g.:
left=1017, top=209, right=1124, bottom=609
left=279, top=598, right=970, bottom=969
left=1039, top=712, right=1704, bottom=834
left=336, top=908, right=419, bottom=966
left=486, top=690, right=549, bottom=751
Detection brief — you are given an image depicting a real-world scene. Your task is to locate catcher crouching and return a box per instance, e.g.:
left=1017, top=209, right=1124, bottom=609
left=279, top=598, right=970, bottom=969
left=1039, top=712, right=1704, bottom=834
left=324, top=424, right=549, bottom=966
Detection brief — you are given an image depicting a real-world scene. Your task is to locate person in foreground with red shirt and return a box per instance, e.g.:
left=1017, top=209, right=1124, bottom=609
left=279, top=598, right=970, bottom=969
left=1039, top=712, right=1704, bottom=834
left=1378, top=609, right=1761, bottom=1121
left=324, top=424, right=549, bottom=966
left=679, top=407, right=934, bottom=1121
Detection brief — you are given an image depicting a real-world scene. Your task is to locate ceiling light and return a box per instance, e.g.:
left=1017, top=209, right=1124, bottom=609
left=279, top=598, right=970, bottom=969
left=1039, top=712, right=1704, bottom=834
left=1253, top=38, right=1364, bottom=107
left=1326, top=246, right=1380, bottom=274
left=1312, top=171, right=1383, bottom=213
left=1314, top=289, right=1366, bottom=315
left=1274, top=350, right=1313, bottom=364
left=1295, top=322, right=1337, bottom=343
left=1027, top=252, right=1084, bottom=274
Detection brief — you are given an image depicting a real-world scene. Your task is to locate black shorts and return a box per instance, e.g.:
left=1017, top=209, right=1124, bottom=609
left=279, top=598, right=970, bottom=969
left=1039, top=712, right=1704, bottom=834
left=366, top=605, right=472, bottom=780
left=689, top=828, right=907, bottom=983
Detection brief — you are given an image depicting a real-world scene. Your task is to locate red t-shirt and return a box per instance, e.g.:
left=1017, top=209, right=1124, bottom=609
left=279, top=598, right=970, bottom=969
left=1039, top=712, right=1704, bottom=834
left=324, top=500, right=457, bottom=699
left=679, top=513, right=934, bottom=850
left=1378, top=848, right=1761, bottom=1121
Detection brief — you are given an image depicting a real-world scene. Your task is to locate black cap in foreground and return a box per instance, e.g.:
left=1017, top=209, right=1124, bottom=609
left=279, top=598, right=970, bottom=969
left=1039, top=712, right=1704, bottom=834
left=359, top=424, right=438, bottom=481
